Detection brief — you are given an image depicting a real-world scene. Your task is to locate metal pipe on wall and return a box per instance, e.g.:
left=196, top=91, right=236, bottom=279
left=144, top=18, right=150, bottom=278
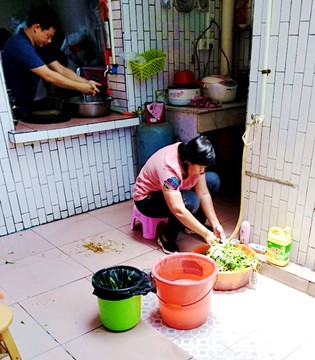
left=257, top=0, right=273, bottom=122
left=107, top=0, right=117, bottom=65
left=220, top=0, right=235, bottom=76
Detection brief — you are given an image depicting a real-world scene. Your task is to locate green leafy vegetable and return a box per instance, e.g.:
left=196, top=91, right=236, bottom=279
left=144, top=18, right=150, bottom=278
left=205, top=243, right=259, bottom=272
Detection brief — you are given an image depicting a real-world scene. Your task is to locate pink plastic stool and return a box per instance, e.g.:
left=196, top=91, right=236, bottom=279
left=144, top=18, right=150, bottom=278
left=130, top=205, right=168, bottom=239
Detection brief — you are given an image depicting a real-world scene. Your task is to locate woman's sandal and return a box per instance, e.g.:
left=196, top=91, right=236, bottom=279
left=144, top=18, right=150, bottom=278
left=157, top=235, right=179, bottom=254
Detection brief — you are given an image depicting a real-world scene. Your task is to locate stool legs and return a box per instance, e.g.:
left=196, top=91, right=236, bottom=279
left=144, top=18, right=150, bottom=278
left=0, top=330, right=21, bottom=360
left=131, top=205, right=168, bottom=240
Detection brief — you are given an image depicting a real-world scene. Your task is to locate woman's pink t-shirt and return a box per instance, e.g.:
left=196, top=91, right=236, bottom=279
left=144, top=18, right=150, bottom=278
left=133, top=142, right=200, bottom=201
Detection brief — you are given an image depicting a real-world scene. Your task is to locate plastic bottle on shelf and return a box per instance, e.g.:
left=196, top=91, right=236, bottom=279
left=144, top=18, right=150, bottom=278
left=239, top=220, right=250, bottom=244
left=248, top=243, right=267, bottom=254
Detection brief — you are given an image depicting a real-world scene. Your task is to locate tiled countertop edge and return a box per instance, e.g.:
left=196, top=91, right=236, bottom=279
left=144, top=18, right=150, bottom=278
left=258, top=255, right=315, bottom=297
left=8, top=116, right=140, bottom=144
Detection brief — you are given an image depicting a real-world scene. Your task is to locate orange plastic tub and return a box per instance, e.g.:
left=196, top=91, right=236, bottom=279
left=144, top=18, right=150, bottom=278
left=192, top=243, right=256, bottom=291
left=152, top=253, right=218, bottom=330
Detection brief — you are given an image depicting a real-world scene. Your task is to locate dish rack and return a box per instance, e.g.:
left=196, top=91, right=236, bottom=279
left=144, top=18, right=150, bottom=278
left=129, top=50, right=166, bottom=80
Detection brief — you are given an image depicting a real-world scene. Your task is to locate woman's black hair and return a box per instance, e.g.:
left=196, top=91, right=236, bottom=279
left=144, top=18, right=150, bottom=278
left=26, top=4, right=60, bottom=30
left=178, top=135, right=216, bottom=173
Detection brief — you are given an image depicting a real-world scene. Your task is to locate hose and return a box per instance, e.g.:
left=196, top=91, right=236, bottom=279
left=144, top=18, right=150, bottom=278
left=227, top=119, right=256, bottom=242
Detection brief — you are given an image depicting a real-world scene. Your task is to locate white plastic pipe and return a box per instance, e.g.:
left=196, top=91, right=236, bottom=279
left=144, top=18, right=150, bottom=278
left=220, top=0, right=235, bottom=76
left=254, top=0, right=273, bottom=123
left=107, top=0, right=117, bottom=65
left=229, top=0, right=274, bottom=241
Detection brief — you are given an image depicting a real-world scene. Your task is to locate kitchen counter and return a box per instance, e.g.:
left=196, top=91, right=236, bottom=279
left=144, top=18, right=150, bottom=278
left=8, top=111, right=140, bottom=144
left=165, top=101, right=247, bottom=142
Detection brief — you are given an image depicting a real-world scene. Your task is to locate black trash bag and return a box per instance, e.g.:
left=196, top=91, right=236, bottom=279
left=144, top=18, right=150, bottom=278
left=92, top=265, right=154, bottom=301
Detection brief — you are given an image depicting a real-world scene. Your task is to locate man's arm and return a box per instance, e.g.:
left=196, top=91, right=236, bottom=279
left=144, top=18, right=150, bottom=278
left=31, top=61, right=101, bottom=96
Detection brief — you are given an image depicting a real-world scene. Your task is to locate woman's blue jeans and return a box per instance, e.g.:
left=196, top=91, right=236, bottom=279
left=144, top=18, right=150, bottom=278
left=134, top=171, right=220, bottom=242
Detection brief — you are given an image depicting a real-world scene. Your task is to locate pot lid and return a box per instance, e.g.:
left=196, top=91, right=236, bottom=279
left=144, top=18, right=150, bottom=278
left=202, top=75, right=237, bottom=87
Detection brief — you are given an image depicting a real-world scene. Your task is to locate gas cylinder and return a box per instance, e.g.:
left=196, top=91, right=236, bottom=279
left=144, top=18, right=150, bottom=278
left=136, top=122, right=174, bottom=168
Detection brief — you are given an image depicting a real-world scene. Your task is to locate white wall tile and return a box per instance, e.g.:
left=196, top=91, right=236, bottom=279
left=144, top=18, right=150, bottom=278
left=47, top=175, right=59, bottom=207
left=277, top=199, right=289, bottom=228
left=309, top=214, right=315, bottom=247
left=295, top=21, right=309, bottom=73
left=297, top=164, right=309, bottom=206
left=280, top=84, right=292, bottom=130
left=292, top=131, right=305, bottom=175
left=310, top=0, right=315, bottom=34
left=299, top=216, right=312, bottom=252
left=303, top=35, right=315, bottom=86
left=285, top=119, right=297, bottom=163
left=290, top=73, right=303, bottom=120
left=272, top=72, right=284, bottom=118
left=261, top=194, right=271, bottom=230
left=61, top=172, right=73, bottom=204
left=56, top=181, right=67, bottom=211
left=77, top=168, right=87, bottom=199
left=302, top=123, right=315, bottom=167
left=50, top=149, right=62, bottom=182
left=268, top=128, right=277, bottom=168
left=280, top=0, right=291, bottom=21
left=289, top=0, right=302, bottom=35
left=305, top=247, right=315, bottom=270
left=300, top=0, right=312, bottom=21
left=41, top=184, right=53, bottom=214
left=84, top=175, right=94, bottom=204
left=284, top=35, right=298, bottom=84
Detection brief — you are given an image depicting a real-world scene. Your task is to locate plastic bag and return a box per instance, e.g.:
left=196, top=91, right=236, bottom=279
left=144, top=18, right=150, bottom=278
left=92, top=265, right=154, bottom=300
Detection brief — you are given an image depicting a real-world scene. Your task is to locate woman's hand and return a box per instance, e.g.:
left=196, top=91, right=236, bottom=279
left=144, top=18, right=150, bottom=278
left=213, top=223, right=226, bottom=242
left=204, top=230, right=220, bottom=245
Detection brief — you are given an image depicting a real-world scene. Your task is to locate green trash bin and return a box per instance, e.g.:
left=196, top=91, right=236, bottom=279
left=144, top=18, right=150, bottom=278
left=92, top=266, right=152, bottom=331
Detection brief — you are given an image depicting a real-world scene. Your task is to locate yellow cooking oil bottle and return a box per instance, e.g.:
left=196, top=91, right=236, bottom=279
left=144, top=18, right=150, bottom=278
left=266, top=227, right=292, bottom=266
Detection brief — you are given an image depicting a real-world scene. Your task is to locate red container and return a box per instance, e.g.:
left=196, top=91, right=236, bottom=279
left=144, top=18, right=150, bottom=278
left=174, top=70, right=194, bottom=86
left=82, top=67, right=107, bottom=86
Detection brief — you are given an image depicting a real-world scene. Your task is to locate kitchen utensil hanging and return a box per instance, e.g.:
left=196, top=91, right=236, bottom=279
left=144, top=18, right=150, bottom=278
left=173, top=0, right=196, bottom=13
left=197, top=0, right=209, bottom=11
left=99, top=0, right=117, bottom=69
left=99, top=0, right=111, bottom=66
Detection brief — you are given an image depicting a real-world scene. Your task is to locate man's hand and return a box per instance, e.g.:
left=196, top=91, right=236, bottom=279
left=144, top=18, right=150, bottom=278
left=81, top=81, right=101, bottom=96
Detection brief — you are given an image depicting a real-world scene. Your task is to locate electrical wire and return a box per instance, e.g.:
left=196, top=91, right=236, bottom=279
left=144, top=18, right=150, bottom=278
left=194, top=19, right=231, bottom=80
left=203, top=43, right=213, bottom=78
left=211, top=20, right=231, bottom=77
left=194, top=20, right=214, bottom=80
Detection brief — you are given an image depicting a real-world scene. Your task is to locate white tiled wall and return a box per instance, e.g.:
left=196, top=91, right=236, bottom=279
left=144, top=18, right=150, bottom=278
left=0, top=127, right=136, bottom=236
left=109, top=0, right=252, bottom=112
left=245, top=0, right=315, bottom=270
left=0, top=56, right=137, bottom=236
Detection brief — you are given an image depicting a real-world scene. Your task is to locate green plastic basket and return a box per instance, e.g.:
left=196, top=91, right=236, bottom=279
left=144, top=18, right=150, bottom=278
left=129, top=49, right=166, bottom=80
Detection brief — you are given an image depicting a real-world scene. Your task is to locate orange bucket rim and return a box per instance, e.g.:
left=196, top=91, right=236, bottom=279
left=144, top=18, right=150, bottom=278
left=152, top=252, right=219, bottom=286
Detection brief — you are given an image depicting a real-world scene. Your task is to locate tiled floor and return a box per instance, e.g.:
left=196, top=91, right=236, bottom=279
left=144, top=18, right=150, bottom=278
left=0, top=195, right=314, bottom=359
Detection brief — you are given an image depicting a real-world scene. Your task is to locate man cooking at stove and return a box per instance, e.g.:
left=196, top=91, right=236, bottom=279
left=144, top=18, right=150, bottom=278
left=2, top=4, right=101, bottom=122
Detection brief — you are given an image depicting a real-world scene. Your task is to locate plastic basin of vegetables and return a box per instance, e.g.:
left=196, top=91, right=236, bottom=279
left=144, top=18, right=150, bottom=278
left=191, top=243, right=258, bottom=291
